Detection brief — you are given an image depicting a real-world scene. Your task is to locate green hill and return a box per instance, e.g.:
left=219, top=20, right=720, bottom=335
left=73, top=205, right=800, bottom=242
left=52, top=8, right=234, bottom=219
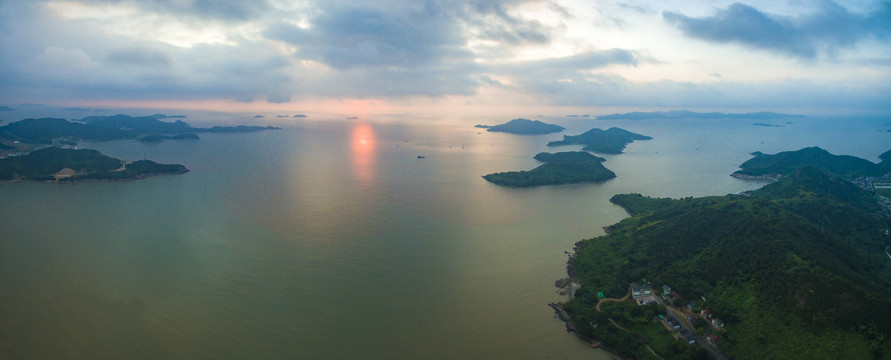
left=0, top=147, right=188, bottom=181
left=547, top=127, right=651, bottom=154
left=562, top=168, right=891, bottom=359
left=0, top=118, right=129, bottom=144
left=483, top=151, right=615, bottom=187
left=733, top=147, right=887, bottom=179
left=485, top=118, right=565, bottom=134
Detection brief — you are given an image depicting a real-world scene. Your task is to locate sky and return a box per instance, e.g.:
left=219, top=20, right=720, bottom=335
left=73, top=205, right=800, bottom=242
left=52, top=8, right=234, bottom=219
left=0, top=0, right=889, bottom=116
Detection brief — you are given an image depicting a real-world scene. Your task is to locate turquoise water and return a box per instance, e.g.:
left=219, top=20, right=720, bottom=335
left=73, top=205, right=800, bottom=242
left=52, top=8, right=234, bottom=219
left=0, top=116, right=887, bottom=359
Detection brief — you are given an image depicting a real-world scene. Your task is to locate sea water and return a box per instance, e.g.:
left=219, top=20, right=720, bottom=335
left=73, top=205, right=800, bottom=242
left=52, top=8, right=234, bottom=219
left=0, top=115, right=887, bottom=359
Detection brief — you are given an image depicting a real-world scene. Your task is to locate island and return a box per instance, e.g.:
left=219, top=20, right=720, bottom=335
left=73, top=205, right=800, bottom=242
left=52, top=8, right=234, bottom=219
left=0, top=114, right=279, bottom=146
left=732, top=146, right=890, bottom=180
left=595, top=110, right=807, bottom=120
left=554, top=166, right=891, bottom=359
left=482, top=151, right=615, bottom=187
left=484, top=118, right=564, bottom=134
left=0, top=113, right=276, bottom=182
left=547, top=127, right=651, bottom=154
left=0, top=147, right=188, bottom=182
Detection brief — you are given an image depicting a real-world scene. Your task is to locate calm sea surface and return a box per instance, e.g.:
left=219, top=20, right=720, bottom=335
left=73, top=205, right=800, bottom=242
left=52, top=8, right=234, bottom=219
left=0, top=115, right=888, bottom=359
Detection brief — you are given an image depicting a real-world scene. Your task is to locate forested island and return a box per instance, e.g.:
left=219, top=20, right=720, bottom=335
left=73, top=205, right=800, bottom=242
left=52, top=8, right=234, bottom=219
left=547, top=127, right=651, bottom=154
left=483, top=151, right=615, bottom=187
left=733, top=146, right=891, bottom=179
left=0, top=114, right=278, bottom=146
left=596, top=110, right=807, bottom=120
left=484, top=118, right=565, bottom=134
left=0, top=113, right=277, bottom=183
left=0, top=147, right=188, bottom=182
left=555, top=167, right=891, bottom=359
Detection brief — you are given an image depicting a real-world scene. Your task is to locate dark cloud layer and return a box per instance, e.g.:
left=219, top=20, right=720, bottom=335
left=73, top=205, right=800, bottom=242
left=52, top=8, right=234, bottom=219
left=663, top=1, right=891, bottom=59
left=0, top=0, right=886, bottom=113
left=80, top=0, right=272, bottom=22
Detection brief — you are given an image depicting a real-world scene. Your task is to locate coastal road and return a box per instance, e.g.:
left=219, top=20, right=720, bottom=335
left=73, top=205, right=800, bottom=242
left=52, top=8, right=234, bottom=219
left=666, top=307, right=727, bottom=360
left=595, top=289, right=630, bottom=312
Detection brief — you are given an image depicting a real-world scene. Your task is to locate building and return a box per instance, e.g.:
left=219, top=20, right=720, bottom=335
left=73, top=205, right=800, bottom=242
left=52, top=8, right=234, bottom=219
left=712, top=318, right=724, bottom=328
left=687, top=300, right=697, bottom=311
left=662, top=284, right=671, bottom=295
left=632, top=285, right=652, bottom=298
left=700, top=309, right=712, bottom=319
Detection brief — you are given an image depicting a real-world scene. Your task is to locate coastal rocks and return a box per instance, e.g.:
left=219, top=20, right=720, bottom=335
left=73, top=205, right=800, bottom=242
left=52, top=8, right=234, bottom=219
left=555, top=277, right=580, bottom=297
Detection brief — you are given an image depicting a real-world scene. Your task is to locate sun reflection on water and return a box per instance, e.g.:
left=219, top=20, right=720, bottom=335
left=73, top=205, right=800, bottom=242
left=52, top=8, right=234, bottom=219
left=351, top=123, right=376, bottom=185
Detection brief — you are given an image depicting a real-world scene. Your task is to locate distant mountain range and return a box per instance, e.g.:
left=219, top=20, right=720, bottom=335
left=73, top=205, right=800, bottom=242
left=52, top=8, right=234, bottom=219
left=0, top=114, right=279, bottom=145
left=596, top=110, right=806, bottom=120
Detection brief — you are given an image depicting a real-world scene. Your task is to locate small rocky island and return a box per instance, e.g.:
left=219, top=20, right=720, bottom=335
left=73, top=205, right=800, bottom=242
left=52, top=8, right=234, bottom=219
left=484, top=118, right=564, bottom=134
left=483, top=151, right=615, bottom=187
left=0, top=147, right=188, bottom=182
left=547, top=127, right=651, bottom=154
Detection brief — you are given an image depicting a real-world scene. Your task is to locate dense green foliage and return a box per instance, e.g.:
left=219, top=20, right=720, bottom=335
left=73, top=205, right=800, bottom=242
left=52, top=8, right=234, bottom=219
left=483, top=151, right=615, bottom=187
left=562, top=299, right=709, bottom=360
left=0, top=147, right=120, bottom=179
left=547, top=127, right=652, bottom=154
left=0, top=147, right=187, bottom=181
left=565, top=168, right=891, bottom=359
left=881, top=150, right=891, bottom=170
left=485, top=118, right=565, bottom=134
left=734, top=147, right=887, bottom=178
left=0, top=118, right=129, bottom=143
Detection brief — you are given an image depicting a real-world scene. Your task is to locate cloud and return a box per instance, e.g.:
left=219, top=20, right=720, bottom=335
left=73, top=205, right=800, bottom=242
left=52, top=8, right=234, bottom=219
left=458, top=0, right=558, bottom=46
left=510, top=72, right=891, bottom=112
left=663, top=1, right=891, bottom=59
left=265, top=3, right=469, bottom=70
left=77, top=0, right=273, bottom=22
left=105, top=48, right=172, bottom=67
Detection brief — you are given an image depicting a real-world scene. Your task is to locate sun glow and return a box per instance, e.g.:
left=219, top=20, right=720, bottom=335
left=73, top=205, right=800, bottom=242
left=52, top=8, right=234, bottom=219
left=350, top=123, right=376, bottom=185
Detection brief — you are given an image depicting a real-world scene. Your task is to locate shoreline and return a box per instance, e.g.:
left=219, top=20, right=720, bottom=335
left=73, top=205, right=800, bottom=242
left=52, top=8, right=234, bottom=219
left=0, top=168, right=189, bottom=185
left=730, top=173, right=779, bottom=182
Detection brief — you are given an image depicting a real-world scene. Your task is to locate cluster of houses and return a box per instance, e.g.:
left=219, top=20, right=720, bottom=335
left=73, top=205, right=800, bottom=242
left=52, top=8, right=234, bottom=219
left=662, top=314, right=697, bottom=344
left=633, top=282, right=726, bottom=347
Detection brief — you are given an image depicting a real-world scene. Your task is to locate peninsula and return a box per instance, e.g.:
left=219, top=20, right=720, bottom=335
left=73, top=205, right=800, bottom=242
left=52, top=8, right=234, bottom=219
left=547, top=127, right=651, bottom=154
left=483, top=151, right=615, bottom=187
left=556, top=167, right=891, bottom=359
left=732, top=146, right=891, bottom=179
left=0, top=147, right=188, bottom=182
left=484, top=118, right=564, bottom=134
